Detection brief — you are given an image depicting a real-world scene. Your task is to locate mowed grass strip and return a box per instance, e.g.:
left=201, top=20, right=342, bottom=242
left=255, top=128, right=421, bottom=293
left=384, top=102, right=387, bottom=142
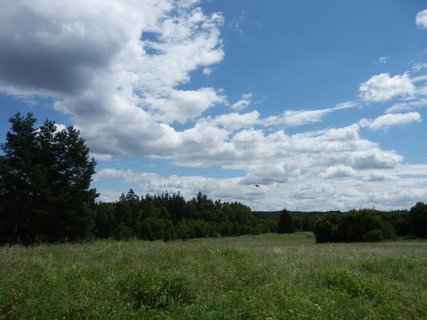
left=0, top=233, right=426, bottom=319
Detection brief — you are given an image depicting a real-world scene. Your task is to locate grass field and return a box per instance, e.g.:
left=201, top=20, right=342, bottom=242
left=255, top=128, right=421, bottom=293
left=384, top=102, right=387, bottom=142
left=0, top=233, right=426, bottom=319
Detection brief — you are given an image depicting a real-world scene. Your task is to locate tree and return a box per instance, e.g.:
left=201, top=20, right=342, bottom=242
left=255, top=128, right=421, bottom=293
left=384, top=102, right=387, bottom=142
left=277, top=209, right=294, bottom=233
left=0, top=112, right=97, bottom=244
left=313, top=214, right=340, bottom=243
left=409, top=202, right=427, bottom=238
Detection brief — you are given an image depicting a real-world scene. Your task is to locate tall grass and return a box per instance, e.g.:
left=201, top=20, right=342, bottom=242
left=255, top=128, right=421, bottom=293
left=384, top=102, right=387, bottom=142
left=1, top=233, right=426, bottom=319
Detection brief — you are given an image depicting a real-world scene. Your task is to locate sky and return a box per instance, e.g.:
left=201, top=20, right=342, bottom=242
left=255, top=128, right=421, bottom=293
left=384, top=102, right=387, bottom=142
left=0, top=0, right=426, bottom=211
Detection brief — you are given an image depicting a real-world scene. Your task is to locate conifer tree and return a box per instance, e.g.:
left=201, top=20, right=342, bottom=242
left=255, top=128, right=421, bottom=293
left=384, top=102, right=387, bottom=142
left=0, top=112, right=97, bottom=244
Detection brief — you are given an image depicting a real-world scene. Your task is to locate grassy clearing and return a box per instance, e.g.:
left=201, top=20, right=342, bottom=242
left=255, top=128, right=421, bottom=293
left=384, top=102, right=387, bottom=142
left=0, top=233, right=426, bottom=319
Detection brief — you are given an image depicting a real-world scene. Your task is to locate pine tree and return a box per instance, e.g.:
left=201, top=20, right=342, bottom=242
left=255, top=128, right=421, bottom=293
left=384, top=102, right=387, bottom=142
left=0, top=112, right=97, bottom=244
left=277, top=209, right=294, bottom=233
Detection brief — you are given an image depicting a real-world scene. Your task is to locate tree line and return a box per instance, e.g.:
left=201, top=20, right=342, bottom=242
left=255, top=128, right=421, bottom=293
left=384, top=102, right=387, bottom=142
left=94, top=190, right=277, bottom=241
left=0, top=112, right=426, bottom=245
left=274, top=204, right=427, bottom=242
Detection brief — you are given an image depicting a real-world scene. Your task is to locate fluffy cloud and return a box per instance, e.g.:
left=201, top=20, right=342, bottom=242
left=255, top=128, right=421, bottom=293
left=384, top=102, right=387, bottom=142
left=0, top=0, right=225, bottom=157
left=359, top=112, right=422, bottom=131
left=1, top=0, right=424, bottom=211
left=350, top=150, right=402, bottom=169
left=359, top=73, right=415, bottom=102
left=416, top=10, right=427, bottom=29
left=95, top=167, right=427, bottom=211
left=363, top=172, right=395, bottom=182
left=320, top=166, right=357, bottom=179
left=208, top=111, right=260, bottom=131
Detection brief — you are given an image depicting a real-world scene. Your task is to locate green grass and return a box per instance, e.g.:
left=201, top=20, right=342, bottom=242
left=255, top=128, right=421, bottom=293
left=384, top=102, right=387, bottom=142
left=0, top=233, right=426, bottom=319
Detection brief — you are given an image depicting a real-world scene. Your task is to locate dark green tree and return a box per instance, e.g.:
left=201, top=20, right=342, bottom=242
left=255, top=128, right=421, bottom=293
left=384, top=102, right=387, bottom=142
left=409, top=202, right=427, bottom=238
left=0, top=112, right=97, bottom=244
left=277, top=209, right=294, bottom=233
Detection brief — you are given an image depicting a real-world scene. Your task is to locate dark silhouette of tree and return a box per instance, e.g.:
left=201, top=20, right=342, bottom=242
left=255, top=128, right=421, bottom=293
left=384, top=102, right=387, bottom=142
left=277, top=209, right=294, bottom=233
left=409, top=202, right=427, bottom=238
left=0, top=112, right=97, bottom=244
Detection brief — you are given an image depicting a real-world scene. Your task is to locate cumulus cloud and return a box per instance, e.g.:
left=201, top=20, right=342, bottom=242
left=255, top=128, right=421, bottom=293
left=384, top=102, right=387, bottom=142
left=0, top=0, right=226, bottom=157
left=320, top=165, right=357, bottom=179
left=359, top=112, right=422, bottom=131
left=95, top=167, right=427, bottom=211
left=363, top=172, right=395, bottom=182
left=1, top=0, right=422, bottom=211
left=416, top=10, right=427, bottom=29
left=350, top=150, right=402, bottom=169
left=359, top=73, right=415, bottom=102
left=240, top=163, right=300, bottom=185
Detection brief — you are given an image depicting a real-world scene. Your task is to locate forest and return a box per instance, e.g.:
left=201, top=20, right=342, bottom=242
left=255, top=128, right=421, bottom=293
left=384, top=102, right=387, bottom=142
left=0, top=112, right=426, bottom=245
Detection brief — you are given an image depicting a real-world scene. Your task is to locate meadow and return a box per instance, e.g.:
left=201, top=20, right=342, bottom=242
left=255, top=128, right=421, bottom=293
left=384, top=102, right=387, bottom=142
left=0, top=233, right=426, bottom=319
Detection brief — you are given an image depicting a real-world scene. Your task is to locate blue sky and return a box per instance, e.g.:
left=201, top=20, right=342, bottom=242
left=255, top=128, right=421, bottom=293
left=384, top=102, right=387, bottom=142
left=0, top=0, right=426, bottom=211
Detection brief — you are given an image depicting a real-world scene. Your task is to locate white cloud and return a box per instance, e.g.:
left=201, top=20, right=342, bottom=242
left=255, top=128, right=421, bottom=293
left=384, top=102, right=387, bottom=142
left=95, top=167, right=427, bottom=211
left=0, top=0, right=226, bottom=154
left=363, top=172, right=395, bottom=182
left=273, top=109, right=332, bottom=127
left=359, top=112, right=422, bottom=131
left=350, top=150, right=402, bottom=169
left=320, top=165, right=357, bottom=179
left=208, top=111, right=260, bottom=131
left=202, top=67, right=213, bottom=76
left=145, top=87, right=226, bottom=124
left=392, top=164, right=427, bottom=176
left=412, top=63, right=427, bottom=73
left=416, top=9, right=427, bottom=29
left=262, top=101, right=357, bottom=127
left=231, top=93, right=253, bottom=110
left=359, top=73, right=415, bottom=102
left=386, top=99, right=427, bottom=113
left=374, top=56, right=388, bottom=65
left=412, top=74, right=427, bottom=83
left=240, top=163, right=299, bottom=185
left=1, top=1, right=425, bottom=211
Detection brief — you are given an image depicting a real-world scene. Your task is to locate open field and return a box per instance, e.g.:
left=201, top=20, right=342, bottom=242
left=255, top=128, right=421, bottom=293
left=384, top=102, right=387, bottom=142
left=0, top=233, right=426, bottom=319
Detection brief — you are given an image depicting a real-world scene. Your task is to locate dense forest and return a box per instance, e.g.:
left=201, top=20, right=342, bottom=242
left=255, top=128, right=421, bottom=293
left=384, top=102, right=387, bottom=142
left=0, top=112, right=426, bottom=245
left=94, top=190, right=277, bottom=241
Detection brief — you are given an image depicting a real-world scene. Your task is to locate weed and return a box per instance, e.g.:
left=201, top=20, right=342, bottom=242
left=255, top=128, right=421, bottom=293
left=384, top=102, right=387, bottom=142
left=120, top=270, right=195, bottom=310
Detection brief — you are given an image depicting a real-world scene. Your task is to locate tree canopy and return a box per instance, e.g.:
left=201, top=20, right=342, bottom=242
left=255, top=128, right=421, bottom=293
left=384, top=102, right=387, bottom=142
left=0, top=112, right=97, bottom=244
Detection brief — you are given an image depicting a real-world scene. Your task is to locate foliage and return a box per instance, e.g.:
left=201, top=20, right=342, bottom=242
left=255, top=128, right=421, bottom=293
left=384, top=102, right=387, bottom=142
left=94, top=190, right=277, bottom=241
left=313, top=209, right=397, bottom=243
left=0, top=113, right=97, bottom=244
